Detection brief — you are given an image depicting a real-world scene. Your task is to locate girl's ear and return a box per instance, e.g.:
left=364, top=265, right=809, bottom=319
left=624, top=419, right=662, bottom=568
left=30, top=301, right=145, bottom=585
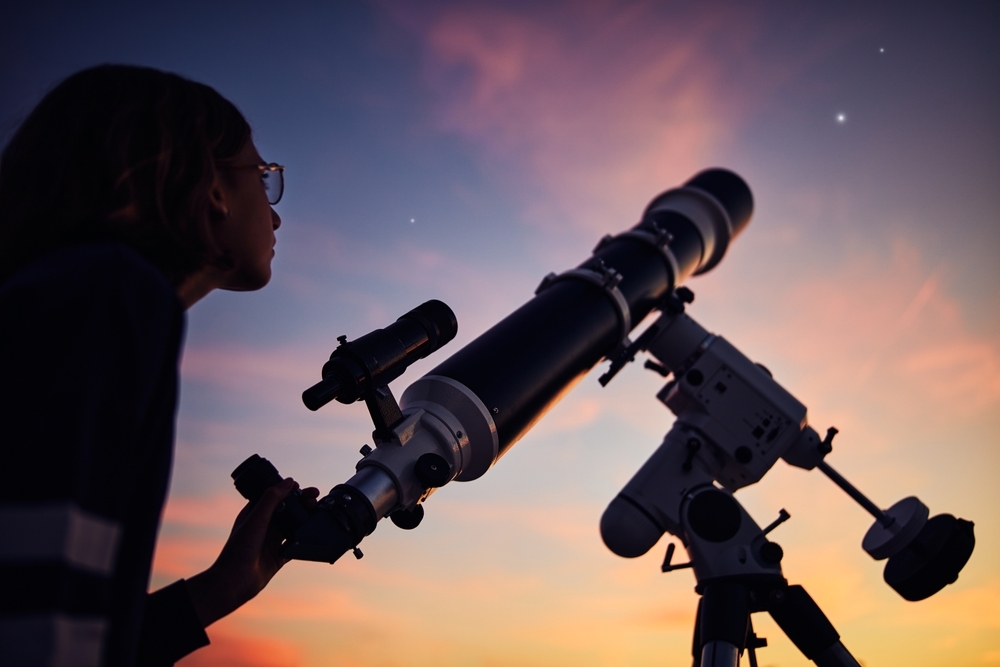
left=207, top=177, right=229, bottom=223
left=202, top=175, right=236, bottom=272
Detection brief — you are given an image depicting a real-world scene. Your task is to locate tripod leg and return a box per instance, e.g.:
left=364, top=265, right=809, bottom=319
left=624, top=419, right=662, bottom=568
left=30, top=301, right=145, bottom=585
left=768, top=585, right=861, bottom=667
left=691, top=598, right=703, bottom=667
left=697, top=582, right=748, bottom=667
left=746, top=617, right=760, bottom=667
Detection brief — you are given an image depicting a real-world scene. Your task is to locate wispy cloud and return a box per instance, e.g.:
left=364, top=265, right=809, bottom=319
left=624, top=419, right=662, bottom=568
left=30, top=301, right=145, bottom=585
left=161, top=493, right=244, bottom=530
left=181, top=345, right=317, bottom=398
left=750, top=236, right=1000, bottom=420
left=390, top=2, right=867, bottom=238
left=388, top=0, right=782, bottom=244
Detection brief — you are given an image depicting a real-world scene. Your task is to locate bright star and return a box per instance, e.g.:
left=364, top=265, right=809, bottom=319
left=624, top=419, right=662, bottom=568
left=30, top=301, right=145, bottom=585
left=837, top=113, right=846, bottom=123
left=880, top=47, right=885, bottom=53
left=410, top=218, right=415, bottom=224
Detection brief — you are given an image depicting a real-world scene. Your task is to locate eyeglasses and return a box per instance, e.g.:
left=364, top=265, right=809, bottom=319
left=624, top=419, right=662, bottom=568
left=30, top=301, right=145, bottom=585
left=220, top=162, right=285, bottom=205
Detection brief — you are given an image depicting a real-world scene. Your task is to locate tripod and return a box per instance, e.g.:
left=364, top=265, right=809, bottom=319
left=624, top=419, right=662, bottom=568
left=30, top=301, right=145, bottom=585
left=693, top=578, right=859, bottom=667
left=653, top=479, right=861, bottom=667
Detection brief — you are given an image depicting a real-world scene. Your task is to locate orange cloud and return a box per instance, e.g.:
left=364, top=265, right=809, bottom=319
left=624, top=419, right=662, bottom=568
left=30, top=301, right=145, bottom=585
left=235, top=585, right=381, bottom=623
left=885, top=577, right=1000, bottom=632
left=436, top=499, right=601, bottom=548
left=177, top=628, right=301, bottom=667
left=151, top=533, right=220, bottom=580
left=690, top=227, right=1000, bottom=431
left=151, top=495, right=242, bottom=580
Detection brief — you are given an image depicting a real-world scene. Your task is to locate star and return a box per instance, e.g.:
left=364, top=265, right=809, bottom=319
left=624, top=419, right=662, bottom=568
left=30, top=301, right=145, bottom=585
left=410, top=218, right=416, bottom=224
left=880, top=47, right=885, bottom=53
left=837, top=113, right=847, bottom=123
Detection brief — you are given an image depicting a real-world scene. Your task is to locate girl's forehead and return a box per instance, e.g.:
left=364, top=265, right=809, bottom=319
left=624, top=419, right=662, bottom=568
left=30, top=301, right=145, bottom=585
left=235, top=139, right=263, bottom=163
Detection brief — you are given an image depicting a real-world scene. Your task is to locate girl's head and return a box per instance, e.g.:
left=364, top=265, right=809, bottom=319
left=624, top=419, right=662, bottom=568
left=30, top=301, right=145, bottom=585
left=0, top=64, right=274, bottom=287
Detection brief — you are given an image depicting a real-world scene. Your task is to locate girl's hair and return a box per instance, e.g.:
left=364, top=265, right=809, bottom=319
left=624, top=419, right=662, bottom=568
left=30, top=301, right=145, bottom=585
left=0, top=64, right=252, bottom=284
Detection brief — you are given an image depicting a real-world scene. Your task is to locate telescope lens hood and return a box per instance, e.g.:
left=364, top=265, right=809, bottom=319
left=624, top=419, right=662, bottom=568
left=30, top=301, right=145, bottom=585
left=684, top=168, right=754, bottom=239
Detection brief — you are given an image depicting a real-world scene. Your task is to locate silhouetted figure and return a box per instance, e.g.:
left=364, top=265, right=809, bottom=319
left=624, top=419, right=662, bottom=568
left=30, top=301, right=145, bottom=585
left=0, top=65, right=313, bottom=667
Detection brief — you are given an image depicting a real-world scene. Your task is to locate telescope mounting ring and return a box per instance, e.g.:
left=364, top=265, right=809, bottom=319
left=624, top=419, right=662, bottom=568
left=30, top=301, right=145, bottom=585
left=536, top=263, right=632, bottom=351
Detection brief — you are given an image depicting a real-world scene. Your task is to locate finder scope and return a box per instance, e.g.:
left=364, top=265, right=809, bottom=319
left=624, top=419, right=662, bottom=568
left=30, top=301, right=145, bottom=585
left=302, top=299, right=457, bottom=411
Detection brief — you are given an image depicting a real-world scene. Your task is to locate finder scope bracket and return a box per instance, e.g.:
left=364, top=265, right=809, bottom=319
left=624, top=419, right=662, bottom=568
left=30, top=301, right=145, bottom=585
left=363, top=384, right=404, bottom=443
left=599, top=286, right=696, bottom=387
left=593, top=224, right=680, bottom=289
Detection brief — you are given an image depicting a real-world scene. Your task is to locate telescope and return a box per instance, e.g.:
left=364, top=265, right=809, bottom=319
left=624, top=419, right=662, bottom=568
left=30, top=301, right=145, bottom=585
left=233, top=168, right=753, bottom=562
left=233, top=168, right=973, bottom=666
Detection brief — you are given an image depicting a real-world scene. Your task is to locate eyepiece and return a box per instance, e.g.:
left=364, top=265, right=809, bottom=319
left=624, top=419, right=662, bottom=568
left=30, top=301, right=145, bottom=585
left=231, top=454, right=313, bottom=542
left=232, top=454, right=282, bottom=502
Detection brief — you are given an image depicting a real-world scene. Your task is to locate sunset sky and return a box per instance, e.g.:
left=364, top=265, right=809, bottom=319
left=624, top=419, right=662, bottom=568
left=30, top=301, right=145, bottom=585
left=3, top=2, right=998, bottom=665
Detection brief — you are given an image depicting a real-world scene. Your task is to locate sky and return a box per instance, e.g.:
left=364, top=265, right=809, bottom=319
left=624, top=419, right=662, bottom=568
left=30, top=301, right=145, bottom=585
left=3, top=1, right=999, bottom=665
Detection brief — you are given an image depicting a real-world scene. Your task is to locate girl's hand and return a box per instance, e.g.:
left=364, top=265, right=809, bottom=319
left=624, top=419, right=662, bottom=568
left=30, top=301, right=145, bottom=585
left=185, top=478, right=320, bottom=627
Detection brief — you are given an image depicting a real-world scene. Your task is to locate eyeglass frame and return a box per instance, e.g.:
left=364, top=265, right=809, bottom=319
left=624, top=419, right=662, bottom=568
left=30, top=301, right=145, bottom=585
left=218, top=162, right=285, bottom=205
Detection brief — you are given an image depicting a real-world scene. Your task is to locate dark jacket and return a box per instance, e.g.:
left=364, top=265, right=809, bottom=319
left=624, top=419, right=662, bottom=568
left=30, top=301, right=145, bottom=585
left=0, top=243, right=208, bottom=666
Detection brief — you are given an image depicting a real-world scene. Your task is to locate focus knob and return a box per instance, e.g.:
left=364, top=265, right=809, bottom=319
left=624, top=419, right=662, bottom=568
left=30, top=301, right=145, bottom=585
left=415, top=453, right=451, bottom=488
left=390, top=505, right=424, bottom=530
left=759, top=540, right=784, bottom=565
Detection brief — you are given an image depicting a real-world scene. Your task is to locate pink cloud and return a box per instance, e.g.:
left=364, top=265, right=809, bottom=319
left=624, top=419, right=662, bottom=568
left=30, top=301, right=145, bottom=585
left=180, top=345, right=316, bottom=397
left=767, top=238, right=1000, bottom=419
left=385, top=1, right=832, bottom=247
left=420, top=4, right=735, bottom=232
left=278, top=220, right=541, bottom=334
left=161, top=493, right=246, bottom=530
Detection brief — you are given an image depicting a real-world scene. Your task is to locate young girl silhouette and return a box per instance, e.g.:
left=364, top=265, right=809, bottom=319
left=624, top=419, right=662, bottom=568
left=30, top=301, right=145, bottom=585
left=0, top=64, right=317, bottom=666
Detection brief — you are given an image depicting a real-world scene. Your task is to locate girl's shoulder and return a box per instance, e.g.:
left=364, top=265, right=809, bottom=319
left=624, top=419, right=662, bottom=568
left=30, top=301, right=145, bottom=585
left=1, top=241, right=181, bottom=314
left=0, top=242, right=184, bottom=360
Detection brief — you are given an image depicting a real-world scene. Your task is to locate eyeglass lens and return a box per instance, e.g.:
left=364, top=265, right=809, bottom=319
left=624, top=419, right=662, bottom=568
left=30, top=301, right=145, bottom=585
left=261, top=167, right=284, bottom=205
